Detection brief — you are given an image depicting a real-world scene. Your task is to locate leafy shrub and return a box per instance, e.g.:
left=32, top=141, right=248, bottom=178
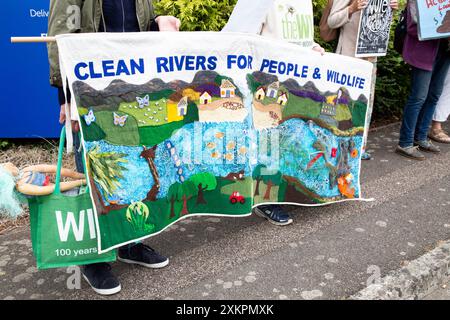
left=0, top=140, right=11, bottom=150
left=154, top=0, right=238, bottom=31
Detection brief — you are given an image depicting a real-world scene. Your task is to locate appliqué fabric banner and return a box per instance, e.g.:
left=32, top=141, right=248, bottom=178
left=56, top=32, right=373, bottom=253
left=417, top=0, right=450, bottom=40
left=355, top=0, right=393, bottom=58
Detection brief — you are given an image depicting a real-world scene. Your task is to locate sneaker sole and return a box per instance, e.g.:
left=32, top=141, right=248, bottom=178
left=414, top=142, right=441, bottom=154
left=414, top=144, right=441, bottom=154
left=395, top=149, right=426, bottom=161
left=417, top=146, right=441, bottom=154
left=82, top=275, right=121, bottom=296
left=117, top=257, right=169, bottom=269
left=254, top=208, right=293, bottom=226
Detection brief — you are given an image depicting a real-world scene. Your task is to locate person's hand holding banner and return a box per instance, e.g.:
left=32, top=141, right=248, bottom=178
left=312, top=45, right=326, bottom=55
left=59, top=104, right=79, bottom=133
left=155, top=16, right=181, bottom=32
left=389, top=0, right=399, bottom=10
left=349, top=0, right=368, bottom=16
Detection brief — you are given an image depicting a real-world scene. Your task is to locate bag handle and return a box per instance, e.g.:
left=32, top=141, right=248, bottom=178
left=54, top=127, right=88, bottom=195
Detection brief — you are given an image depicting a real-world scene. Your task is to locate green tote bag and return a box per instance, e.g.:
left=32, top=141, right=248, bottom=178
left=29, top=128, right=116, bottom=269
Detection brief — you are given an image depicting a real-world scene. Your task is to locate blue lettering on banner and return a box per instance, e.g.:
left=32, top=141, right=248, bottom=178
left=326, top=69, right=366, bottom=89
left=102, top=60, right=115, bottom=77
left=227, top=55, right=253, bottom=69
left=156, top=56, right=218, bottom=73
left=259, top=59, right=308, bottom=78
left=72, top=56, right=365, bottom=92
left=74, top=62, right=89, bottom=80
left=74, top=58, right=145, bottom=80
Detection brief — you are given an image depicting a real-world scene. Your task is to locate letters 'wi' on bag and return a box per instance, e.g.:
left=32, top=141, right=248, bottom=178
left=320, top=0, right=339, bottom=42
left=29, top=128, right=116, bottom=270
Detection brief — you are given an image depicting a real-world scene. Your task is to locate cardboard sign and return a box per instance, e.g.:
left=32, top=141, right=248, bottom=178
left=417, top=0, right=450, bottom=40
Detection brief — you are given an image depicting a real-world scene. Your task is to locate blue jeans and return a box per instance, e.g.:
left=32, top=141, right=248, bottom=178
left=399, top=50, right=450, bottom=147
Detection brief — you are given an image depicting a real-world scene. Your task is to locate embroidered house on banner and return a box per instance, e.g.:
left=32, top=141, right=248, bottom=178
left=220, top=79, right=236, bottom=98
left=200, top=91, right=212, bottom=105
left=255, top=87, right=266, bottom=100
left=267, top=81, right=280, bottom=98
left=277, top=92, right=288, bottom=106
left=177, top=97, right=188, bottom=116
left=321, top=94, right=338, bottom=116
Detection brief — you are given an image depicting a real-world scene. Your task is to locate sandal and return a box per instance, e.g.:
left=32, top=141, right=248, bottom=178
left=428, top=129, right=450, bottom=144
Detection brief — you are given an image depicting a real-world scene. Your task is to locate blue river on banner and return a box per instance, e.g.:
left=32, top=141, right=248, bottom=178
left=84, top=118, right=363, bottom=204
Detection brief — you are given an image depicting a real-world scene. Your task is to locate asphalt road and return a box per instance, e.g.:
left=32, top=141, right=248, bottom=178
left=0, top=123, right=449, bottom=300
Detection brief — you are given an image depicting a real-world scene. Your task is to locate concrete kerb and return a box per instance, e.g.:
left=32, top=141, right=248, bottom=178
left=351, top=241, right=450, bottom=300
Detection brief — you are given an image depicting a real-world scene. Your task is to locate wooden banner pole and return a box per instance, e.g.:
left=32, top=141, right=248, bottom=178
left=10, top=37, right=56, bottom=43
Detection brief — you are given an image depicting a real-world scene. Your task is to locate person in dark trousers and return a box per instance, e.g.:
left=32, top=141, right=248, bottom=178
left=47, top=0, right=180, bottom=296
left=396, top=0, right=450, bottom=160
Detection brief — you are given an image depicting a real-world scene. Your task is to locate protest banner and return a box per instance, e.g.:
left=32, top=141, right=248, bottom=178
left=355, top=0, right=393, bottom=58
left=56, top=32, right=373, bottom=253
left=416, top=0, right=450, bottom=40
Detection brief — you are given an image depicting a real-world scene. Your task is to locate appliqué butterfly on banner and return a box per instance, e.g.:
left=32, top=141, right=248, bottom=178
left=84, top=109, right=96, bottom=126
left=113, top=112, right=128, bottom=127
left=136, top=95, right=150, bottom=109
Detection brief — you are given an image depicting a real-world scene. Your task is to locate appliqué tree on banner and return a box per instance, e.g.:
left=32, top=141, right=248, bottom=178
left=355, top=0, right=393, bottom=57
left=416, top=0, right=450, bottom=40
left=56, top=33, right=373, bottom=253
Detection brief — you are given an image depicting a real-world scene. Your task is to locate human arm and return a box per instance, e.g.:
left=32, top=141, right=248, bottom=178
left=47, top=0, right=83, bottom=88
left=407, top=0, right=419, bottom=36
left=328, top=0, right=368, bottom=29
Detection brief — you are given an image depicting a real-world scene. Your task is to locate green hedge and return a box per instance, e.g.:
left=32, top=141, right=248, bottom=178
left=155, top=0, right=238, bottom=31
left=156, top=0, right=410, bottom=124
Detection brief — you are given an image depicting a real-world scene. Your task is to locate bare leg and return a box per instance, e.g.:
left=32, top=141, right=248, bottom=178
left=429, top=120, right=450, bottom=144
left=431, top=121, right=442, bottom=131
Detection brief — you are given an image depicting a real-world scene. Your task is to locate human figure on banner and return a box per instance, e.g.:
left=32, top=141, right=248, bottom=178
left=224, top=0, right=325, bottom=227
left=395, top=0, right=450, bottom=160
left=47, top=0, right=180, bottom=296
left=327, top=0, right=399, bottom=161
left=429, top=69, right=450, bottom=144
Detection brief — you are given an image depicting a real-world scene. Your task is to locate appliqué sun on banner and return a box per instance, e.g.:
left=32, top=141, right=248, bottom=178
left=56, top=32, right=373, bottom=253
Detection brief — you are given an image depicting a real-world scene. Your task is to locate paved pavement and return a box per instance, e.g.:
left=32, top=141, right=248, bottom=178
left=0, top=123, right=449, bottom=300
left=423, top=280, right=450, bottom=300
